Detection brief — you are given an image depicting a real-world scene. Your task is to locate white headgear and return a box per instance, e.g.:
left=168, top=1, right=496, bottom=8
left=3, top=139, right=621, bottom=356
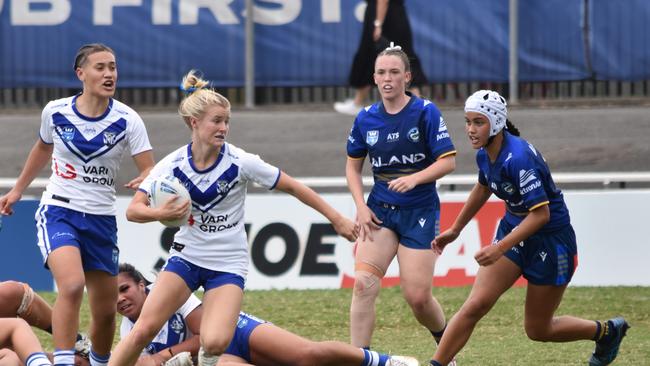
left=464, top=90, right=508, bottom=137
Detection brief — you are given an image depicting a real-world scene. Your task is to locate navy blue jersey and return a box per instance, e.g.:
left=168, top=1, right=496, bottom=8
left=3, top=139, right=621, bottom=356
left=347, top=96, right=455, bottom=208
left=476, top=131, right=570, bottom=232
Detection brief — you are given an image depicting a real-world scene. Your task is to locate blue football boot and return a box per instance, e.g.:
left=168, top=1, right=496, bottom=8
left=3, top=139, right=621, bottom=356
left=588, top=317, right=630, bottom=366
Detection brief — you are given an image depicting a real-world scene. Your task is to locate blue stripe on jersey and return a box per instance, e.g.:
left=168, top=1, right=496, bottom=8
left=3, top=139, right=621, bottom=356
left=52, top=113, right=127, bottom=163
left=173, top=164, right=240, bottom=213
left=145, top=313, right=188, bottom=354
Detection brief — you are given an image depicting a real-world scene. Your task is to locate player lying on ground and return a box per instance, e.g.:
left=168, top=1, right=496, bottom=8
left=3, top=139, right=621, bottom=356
left=117, top=263, right=419, bottom=366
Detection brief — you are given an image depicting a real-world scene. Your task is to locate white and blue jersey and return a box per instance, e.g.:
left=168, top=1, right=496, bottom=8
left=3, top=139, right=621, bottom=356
left=39, top=95, right=152, bottom=215
left=120, top=291, right=201, bottom=355
left=347, top=95, right=455, bottom=209
left=139, top=143, right=281, bottom=278
left=476, top=131, right=570, bottom=232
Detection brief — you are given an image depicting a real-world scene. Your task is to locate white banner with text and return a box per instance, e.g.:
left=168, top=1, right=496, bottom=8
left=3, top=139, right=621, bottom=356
left=116, top=190, right=650, bottom=289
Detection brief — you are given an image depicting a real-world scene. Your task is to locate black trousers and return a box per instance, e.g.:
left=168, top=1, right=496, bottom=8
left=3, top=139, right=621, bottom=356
left=348, top=0, right=428, bottom=88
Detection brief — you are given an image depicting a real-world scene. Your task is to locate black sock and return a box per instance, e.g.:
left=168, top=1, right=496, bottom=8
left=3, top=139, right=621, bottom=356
left=592, top=320, right=602, bottom=341
left=430, top=361, right=443, bottom=366
left=600, top=320, right=616, bottom=343
left=430, top=324, right=447, bottom=344
left=594, top=320, right=617, bottom=343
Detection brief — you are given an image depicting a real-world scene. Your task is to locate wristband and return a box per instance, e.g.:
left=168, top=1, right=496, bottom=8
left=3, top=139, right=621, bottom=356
left=373, top=20, right=382, bottom=27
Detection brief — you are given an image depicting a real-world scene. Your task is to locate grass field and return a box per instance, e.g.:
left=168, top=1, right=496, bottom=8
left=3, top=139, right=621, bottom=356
left=37, top=286, right=648, bottom=365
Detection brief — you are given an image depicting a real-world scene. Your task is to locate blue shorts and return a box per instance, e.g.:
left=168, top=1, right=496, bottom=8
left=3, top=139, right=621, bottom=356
left=163, top=256, right=245, bottom=292
left=225, top=312, right=267, bottom=362
left=35, top=205, right=119, bottom=275
left=368, top=202, right=440, bottom=249
left=496, top=220, right=578, bottom=286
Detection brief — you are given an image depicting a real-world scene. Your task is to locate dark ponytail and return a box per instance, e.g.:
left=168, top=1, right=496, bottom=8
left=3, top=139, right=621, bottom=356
left=505, top=119, right=520, bottom=136
left=118, top=263, right=151, bottom=286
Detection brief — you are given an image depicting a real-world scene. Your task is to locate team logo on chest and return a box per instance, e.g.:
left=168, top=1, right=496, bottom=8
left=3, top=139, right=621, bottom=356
left=169, top=315, right=184, bottom=334
left=216, top=180, right=229, bottom=193
left=501, top=182, right=515, bottom=194
left=173, top=164, right=239, bottom=213
left=407, top=127, right=419, bottom=142
left=58, top=126, right=75, bottom=141
left=103, top=131, right=117, bottom=146
left=366, top=130, right=379, bottom=146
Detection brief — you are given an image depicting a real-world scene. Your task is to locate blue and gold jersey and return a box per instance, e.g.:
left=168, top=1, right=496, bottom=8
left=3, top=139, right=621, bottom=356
left=476, top=131, right=570, bottom=232
left=347, top=95, right=455, bottom=208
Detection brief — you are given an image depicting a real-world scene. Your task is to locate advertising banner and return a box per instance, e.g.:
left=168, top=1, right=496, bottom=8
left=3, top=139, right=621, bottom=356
left=2, top=191, right=649, bottom=290
left=5, top=0, right=644, bottom=87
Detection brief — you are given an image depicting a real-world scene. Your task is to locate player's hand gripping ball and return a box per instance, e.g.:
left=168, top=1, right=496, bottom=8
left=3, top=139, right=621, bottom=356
left=149, top=176, right=191, bottom=227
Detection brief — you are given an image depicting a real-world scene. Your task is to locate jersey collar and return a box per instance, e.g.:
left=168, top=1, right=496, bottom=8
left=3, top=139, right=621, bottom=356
left=71, top=94, right=114, bottom=122
left=187, top=142, right=226, bottom=174
left=378, top=92, right=416, bottom=120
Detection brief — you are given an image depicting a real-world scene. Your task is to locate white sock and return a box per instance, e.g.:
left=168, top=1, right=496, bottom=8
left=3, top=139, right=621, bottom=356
left=198, top=347, right=220, bottom=366
left=53, top=349, right=74, bottom=366
left=26, top=352, right=52, bottom=366
left=89, top=349, right=110, bottom=366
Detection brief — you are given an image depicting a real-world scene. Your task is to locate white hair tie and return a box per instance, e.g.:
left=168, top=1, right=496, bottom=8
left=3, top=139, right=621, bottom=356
left=385, top=42, right=402, bottom=52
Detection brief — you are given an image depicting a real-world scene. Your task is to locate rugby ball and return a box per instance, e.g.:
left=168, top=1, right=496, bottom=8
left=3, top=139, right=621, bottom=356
left=149, top=176, right=192, bottom=227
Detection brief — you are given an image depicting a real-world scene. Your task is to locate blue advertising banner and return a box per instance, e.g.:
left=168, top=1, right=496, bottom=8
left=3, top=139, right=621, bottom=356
left=0, top=201, right=54, bottom=291
left=589, top=0, right=650, bottom=80
left=517, top=0, right=589, bottom=82
left=0, top=0, right=647, bottom=87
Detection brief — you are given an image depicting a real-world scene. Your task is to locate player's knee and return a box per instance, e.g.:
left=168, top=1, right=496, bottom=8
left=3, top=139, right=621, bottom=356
left=402, top=289, right=433, bottom=313
left=56, top=280, right=85, bottom=302
left=352, top=271, right=380, bottom=300
left=200, top=334, right=230, bottom=356
left=0, top=281, right=28, bottom=315
left=293, top=342, right=327, bottom=366
left=1, top=318, right=29, bottom=333
left=524, top=322, right=551, bottom=342
left=0, top=348, right=21, bottom=365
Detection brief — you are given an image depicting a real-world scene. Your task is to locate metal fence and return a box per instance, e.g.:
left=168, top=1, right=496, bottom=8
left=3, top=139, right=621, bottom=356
left=3, top=79, right=649, bottom=109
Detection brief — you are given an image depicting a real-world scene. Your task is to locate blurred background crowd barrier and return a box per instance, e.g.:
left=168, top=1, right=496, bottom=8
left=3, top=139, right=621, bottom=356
left=1, top=0, right=649, bottom=107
